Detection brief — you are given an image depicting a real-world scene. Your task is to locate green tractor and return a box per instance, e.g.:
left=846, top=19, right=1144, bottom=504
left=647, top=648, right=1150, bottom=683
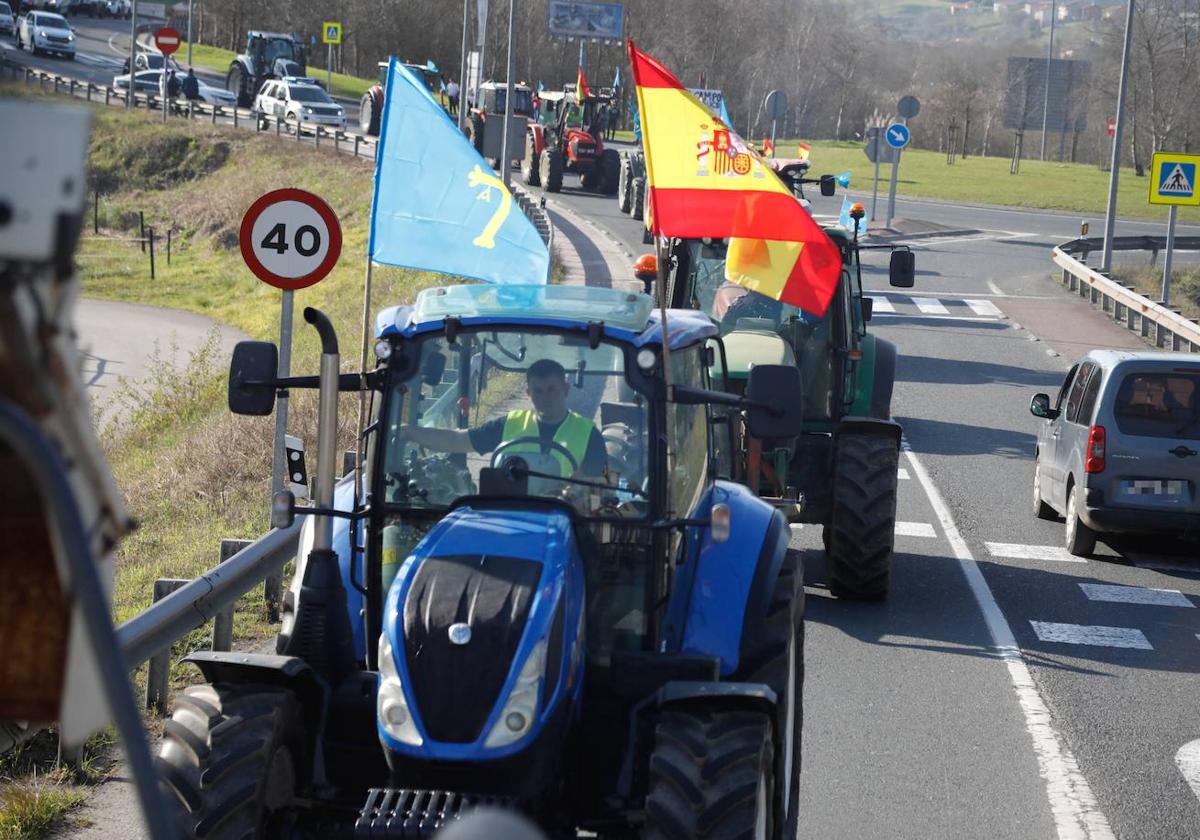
left=647, top=173, right=915, bottom=600
left=226, top=31, right=308, bottom=108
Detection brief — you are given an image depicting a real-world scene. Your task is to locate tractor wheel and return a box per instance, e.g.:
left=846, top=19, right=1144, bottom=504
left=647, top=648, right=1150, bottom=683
left=522, top=133, right=541, bottom=187
left=468, top=113, right=485, bottom=154
left=734, top=549, right=804, bottom=839
left=617, top=154, right=633, bottom=212
left=630, top=177, right=645, bottom=220
left=360, top=92, right=379, bottom=136
left=1032, top=455, right=1056, bottom=520
left=227, top=64, right=252, bottom=108
left=600, top=148, right=621, bottom=196
left=643, top=708, right=774, bottom=840
left=540, top=149, right=563, bottom=193
left=827, top=433, right=898, bottom=600
left=158, top=683, right=303, bottom=839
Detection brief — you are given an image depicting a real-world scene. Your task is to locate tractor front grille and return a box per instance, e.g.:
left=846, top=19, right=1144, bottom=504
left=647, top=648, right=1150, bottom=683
left=354, top=788, right=515, bottom=839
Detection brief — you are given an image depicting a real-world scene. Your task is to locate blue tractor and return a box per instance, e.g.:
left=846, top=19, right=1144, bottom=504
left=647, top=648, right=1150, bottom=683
left=226, top=31, right=308, bottom=108
left=157, top=284, right=807, bottom=840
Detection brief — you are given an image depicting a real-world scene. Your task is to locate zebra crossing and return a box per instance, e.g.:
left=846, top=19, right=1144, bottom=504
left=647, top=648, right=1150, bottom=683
left=868, top=293, right=1006, bottom=321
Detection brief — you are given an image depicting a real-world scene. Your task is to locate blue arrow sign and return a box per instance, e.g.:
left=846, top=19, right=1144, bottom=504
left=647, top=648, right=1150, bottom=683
left=885, top=123, right=910, bottom=149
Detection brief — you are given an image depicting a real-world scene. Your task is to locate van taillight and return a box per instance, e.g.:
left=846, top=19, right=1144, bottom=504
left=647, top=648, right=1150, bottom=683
left=1085, top=425, right=1106, bottom=473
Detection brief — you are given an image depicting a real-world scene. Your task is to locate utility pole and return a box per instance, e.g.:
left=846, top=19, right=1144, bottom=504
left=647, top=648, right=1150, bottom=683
left=499, top=0, right=516, bottom=187
left=126, top=0, right=138, bottom=108
left=457, top=0, right=469, bottom=131
left=1039, top=0, right=1057, bottom=160
left=1100, top=0, right=1136, bottom=275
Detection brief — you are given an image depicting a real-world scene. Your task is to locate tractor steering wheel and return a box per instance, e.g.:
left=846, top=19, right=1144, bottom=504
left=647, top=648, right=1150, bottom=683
left=490, top=436, right=580, bottom=476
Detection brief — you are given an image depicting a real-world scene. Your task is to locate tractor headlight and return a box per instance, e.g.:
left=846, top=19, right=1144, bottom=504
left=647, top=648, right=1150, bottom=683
left=377, top=633, right=422, bottom=746
left=483, top=638, right=546, bottom=748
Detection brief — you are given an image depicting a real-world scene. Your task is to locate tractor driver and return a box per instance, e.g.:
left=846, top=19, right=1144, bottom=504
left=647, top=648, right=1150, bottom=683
left=402, top=358, right=609, bottom=482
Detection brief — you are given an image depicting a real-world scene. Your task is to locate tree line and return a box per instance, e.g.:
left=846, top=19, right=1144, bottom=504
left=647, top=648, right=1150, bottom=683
left=192, top=0, right=1200, bottom=168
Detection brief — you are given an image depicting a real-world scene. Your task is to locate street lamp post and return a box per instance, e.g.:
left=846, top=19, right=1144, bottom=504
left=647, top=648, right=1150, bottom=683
left=1100, top=0, right=1136, bottom=275
left=186, top=0, right=193, bottom=68
left=457, top=0, right=469, bottom=131
left=499, top=0, right=516, bottom=187
left=1039, top=0, right=1056, bottom=161
left=126, top=0, right=138, bottom=108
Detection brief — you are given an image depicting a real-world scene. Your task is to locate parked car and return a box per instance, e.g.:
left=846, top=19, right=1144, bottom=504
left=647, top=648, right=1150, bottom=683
left=15, top=11, right=74, bottom=58
left=1031, top=349, right=1200, bottom=555
left=103, top=0, right=128, bottom=16
left=0, top=2, right=15, bottom=35
left=61, top=0, right=102, bottom=16
left=252, top=77, right=346, bottom=129
left=112, top=69, right=237, bottom=106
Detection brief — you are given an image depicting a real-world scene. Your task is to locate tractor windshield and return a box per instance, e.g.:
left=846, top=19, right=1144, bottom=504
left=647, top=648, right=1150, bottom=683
left=493, top=87, right=534, bottom=117
left=381, top=329, right=650, bottom=520
left=261, top=37, right=296, bottom=65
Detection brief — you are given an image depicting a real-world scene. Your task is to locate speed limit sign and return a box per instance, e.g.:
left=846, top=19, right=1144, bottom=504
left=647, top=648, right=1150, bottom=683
left=239, top=188, right=342, bottom=290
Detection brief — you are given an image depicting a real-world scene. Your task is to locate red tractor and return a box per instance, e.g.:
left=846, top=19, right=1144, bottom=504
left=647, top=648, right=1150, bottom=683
left=523, top=84, right=619, bottom=194
left=360, top=59, right=446, bottom=136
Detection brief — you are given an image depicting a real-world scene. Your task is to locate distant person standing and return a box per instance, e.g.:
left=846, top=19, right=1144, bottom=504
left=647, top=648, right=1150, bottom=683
left=181, top=67, right=200, bottom=102
left=446, top=78, right=460, bottom=116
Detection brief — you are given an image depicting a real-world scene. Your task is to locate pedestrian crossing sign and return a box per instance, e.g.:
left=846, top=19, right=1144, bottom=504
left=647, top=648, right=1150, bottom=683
left=1149, top=152, right=1200, bottom=205
left=322, top=21, right=342, bottom=45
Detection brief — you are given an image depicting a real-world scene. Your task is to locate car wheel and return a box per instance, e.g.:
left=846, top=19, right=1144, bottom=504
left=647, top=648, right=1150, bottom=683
left=1065, top=483, right=1097, bottom=557
left=1033, top=457, right=1056, bottom=520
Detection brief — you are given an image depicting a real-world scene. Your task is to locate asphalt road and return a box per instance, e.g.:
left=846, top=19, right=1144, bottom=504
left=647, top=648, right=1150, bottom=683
left=551, top=179, right=1200, bottom=839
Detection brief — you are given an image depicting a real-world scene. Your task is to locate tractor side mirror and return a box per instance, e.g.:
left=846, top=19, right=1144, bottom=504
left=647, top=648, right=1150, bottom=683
left=819, top=175, right=836, bottom=197
left=228, top=340, right=278, bottom=416
left=1030, top=393, right=1059, bottom=420
left=745, top=364, right=804, bottom=440
left=889, top=249, right=915, bottom=288
left=861, top=296, right=874, bottom=322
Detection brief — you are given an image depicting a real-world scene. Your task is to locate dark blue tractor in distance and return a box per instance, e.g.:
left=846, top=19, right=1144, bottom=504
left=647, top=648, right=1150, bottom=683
left=226, top=30, right=308, bottom=108
left=157, top=284, right=807, bottom=840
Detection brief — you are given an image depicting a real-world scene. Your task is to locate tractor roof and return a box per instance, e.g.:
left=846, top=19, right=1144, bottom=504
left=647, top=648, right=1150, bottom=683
left=247, top=31, right=294, bottom=39
left=376, top=284, right=716, bottom=350
left=480, top=81, right=532, bottom=92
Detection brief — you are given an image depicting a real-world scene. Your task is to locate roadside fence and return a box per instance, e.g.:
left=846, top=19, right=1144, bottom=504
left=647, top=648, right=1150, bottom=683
left=1053, top=235, right=1200, bottom=352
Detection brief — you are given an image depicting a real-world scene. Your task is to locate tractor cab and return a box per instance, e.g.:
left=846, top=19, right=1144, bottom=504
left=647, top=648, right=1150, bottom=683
left=475, top=81, right=535, bottom=119
left=246, top=30, right=304, bottom=78
left=182, top=284, right=807, bottom=840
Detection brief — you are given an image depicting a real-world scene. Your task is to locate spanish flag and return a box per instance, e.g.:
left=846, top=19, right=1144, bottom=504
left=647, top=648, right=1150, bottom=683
left=627, top=41, right=840, bottom=315
left=577, top=41, right=591, bottom=100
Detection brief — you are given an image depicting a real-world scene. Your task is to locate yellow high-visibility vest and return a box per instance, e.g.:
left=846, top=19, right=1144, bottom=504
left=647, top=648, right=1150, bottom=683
left=500, top=409, right=593, bottom=476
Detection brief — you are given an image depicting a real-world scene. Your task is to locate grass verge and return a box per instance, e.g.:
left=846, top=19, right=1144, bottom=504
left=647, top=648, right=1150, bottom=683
left=1111, top=265, right=1200, bottom=322
left=0, top=729, right=114, bottom=840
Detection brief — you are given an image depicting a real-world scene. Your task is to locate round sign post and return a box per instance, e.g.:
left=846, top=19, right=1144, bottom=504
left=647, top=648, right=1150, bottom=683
left=240, top=188, right=342, bottom=504
left=763, top=89, right=788, bottom=156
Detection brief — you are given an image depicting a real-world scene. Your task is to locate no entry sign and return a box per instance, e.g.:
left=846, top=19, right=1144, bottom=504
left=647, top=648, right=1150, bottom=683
left=154, top=27, right=182, bottom=56
left=239, top=188, right=342, bottom=290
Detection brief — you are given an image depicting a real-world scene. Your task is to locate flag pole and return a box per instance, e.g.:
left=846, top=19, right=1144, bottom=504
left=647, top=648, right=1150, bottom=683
left=628, top=38, right=675, bottom=516
left=355, top=256, right=374, bottom=494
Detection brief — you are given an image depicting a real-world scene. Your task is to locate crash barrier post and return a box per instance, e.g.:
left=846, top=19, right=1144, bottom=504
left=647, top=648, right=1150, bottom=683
left=118, top=525, right=300, bottom=695
left=212, top=104, right=218, bottom=125
left=354, top=135, right=361, bottom=158
left=212, top=539, right=251, bottom=652
left=146, top=578, right=189, bottom=714
left=512, top=186, right=554, bottom=253
left=233, top=105, right=239, bottom=128
left=1054, top=236, right=1200, bottom=352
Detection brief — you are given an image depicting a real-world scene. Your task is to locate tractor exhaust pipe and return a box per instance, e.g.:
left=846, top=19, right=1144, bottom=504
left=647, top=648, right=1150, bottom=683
left=279, top=307, right=356, bottom=684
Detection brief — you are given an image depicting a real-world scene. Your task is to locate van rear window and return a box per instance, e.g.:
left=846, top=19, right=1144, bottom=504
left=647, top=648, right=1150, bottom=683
left=1113, top=372, right=1200, bottom=439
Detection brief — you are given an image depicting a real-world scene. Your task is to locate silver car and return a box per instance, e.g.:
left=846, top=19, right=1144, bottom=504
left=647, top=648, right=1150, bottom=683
left=0, top=2, right=14, bottom=35
left=1031, top=349, right=1200, bottom=555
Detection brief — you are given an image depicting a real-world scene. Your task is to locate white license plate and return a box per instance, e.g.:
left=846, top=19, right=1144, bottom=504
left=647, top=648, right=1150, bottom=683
left=1119, top=479, right=1188, bottom=497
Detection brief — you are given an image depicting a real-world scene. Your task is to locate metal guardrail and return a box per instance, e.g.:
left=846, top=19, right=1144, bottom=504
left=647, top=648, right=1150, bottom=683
left=512, top=186, right=554, bottom=253
left=1053, top=235, right=1200, bottom=352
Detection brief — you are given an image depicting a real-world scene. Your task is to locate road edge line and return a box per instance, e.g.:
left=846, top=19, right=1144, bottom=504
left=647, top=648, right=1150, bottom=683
left=902, top=442, right=1115, bottom=840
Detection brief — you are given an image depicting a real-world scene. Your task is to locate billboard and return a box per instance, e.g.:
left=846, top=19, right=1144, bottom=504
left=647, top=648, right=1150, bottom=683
left=1003, top=57, right=1090, bottom=132
left=547, top=2, right=625, bottom=40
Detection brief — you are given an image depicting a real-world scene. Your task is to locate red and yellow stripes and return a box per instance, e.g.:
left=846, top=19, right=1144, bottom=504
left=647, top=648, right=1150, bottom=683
left=627, top=40, right=841, bottom=315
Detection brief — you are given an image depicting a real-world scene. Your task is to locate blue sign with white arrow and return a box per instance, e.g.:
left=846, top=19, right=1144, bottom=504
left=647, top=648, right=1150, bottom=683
left=885, top=123, right=910, bottom=149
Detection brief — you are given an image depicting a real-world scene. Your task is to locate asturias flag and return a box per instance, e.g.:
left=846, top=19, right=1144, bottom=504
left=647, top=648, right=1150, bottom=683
left=368, top=58, right=549, bottom=285
left=627, top=41, right=840, bottom=315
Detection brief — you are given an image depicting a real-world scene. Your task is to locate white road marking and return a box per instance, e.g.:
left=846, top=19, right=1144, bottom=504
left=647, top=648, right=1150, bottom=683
left=914, top=297, right=949, bottom=315
left=897, top=467, right=910, bottom=480
left=1078, top=583, right=1193, bottom=608
left=866, top=289, right=1057, bottom=300
left=895, top=521, right=937, bottom=538
left=985, top=542, right=1086, bottom=563
left=868, top=295, right=896, bottom=313
left=1030, top=621, right=1153, bottom=650
left=872, top=312, right=1000, bottom=323
left=903, top=446, right=1115, bottom=838
left=965, top=298, right=1005, bottom=318
left=987, top=280, right=1006, bottom=296
left=1175, top=739, right=1200, bottom=803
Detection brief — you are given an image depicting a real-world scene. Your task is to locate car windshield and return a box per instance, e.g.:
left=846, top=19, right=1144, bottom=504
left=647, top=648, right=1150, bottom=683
left=380, top=329, right=650, bottom=520
left=0, top=4, right=12, bottom=15
left=288, top=85, right=331, bottom=103
left=36, top=13, right=68, bottom=29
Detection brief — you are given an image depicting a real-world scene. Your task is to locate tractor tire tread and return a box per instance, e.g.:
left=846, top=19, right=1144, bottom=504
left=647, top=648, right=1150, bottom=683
left=828, top=434, right=898, bottom=600
left=643, top=709, right=773, bottom=840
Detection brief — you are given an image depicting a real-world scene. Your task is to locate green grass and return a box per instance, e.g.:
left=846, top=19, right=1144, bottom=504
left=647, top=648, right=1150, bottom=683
left=180, top=41, right=379, bottom=101
left=768, top=139, right=1200, bottom=224
left=1112, top=265, right=1200, bottom=322
left=0, top=728, right=116, bottom=839
left=0, top=784, right=85, bottom=839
